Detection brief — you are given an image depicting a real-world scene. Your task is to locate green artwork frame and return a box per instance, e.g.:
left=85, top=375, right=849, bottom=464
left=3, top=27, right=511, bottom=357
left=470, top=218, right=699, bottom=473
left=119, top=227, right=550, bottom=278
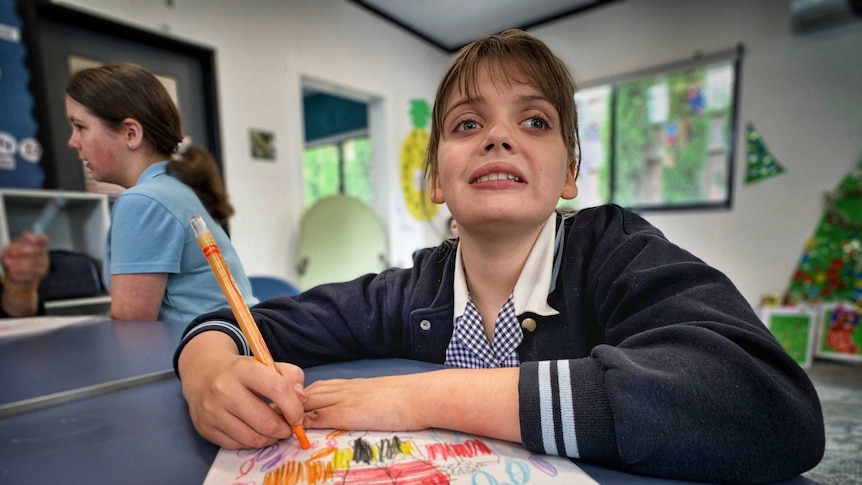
left=816, top=302, right=862, bottom=363
left=761, top=306, right=817, bottom=368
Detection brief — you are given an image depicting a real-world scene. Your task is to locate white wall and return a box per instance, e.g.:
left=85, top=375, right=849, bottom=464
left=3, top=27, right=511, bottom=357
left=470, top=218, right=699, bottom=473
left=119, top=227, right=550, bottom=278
left=54, top=0, right=862, bottom=307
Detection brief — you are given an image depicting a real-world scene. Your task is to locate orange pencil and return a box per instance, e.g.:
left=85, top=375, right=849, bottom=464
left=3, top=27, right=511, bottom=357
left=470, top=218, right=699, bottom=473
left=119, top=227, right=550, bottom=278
left=190, top=215, right=310, bottom=450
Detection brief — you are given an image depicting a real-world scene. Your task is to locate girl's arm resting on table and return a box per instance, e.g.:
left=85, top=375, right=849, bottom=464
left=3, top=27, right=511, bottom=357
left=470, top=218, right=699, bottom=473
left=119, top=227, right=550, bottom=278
left=177, top=330, right=307, bottom=449
left=110, top=273, right=167, bottom=321
left=303, top=367, right=521, bottom=443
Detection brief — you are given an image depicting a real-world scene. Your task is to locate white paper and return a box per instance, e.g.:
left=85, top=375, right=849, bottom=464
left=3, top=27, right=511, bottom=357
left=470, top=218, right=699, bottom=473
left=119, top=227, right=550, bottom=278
left=203, top=428, right=598, bottom=484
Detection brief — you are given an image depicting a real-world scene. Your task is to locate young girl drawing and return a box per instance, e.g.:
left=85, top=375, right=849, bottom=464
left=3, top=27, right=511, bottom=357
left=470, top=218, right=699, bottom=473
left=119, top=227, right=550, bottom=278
left=65, top=63, right=256, bottom=323
left=175, top=30, right=823, bottom=483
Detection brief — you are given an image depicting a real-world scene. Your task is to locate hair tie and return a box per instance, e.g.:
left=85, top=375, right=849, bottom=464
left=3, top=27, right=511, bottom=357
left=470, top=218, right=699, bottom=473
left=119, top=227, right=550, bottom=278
left=172, top=135, right=193, bottom=161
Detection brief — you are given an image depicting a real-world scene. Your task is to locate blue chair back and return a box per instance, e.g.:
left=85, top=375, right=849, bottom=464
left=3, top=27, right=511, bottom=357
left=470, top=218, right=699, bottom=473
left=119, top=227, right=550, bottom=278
left=248, top=276, right=300, bottom=301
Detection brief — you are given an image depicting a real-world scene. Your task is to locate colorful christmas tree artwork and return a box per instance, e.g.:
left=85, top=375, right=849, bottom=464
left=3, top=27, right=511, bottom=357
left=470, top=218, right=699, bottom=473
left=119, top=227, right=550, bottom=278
left=744, top=123, right=785, bottom=185
left=786, top=170, right=862, bottom=305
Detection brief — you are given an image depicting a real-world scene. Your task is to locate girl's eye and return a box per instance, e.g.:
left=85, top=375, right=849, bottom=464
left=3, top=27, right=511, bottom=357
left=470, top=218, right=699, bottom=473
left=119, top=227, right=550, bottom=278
left=455, top=119, right=480, bottom=132
left=523, top=117, right=549, bottom=130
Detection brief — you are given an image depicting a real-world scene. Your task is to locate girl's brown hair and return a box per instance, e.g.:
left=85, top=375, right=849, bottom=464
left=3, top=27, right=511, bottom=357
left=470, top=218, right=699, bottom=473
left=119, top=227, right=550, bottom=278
left=65, top=63, right=183, bottom=158
left=168, top=145, right=235, bottom=225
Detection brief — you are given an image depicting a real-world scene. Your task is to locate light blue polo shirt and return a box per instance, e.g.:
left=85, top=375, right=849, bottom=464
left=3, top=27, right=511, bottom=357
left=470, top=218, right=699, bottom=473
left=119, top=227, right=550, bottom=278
left=105, top=161, right=258, bottom=323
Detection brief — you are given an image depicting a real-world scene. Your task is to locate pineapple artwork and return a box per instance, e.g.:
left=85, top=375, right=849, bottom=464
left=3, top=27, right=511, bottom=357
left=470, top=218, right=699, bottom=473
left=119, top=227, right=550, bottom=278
left=400, top=99, right=438, bottom=221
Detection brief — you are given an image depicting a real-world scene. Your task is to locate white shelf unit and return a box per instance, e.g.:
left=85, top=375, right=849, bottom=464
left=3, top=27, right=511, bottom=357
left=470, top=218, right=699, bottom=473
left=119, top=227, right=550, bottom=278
left=0, top=188, right=111, bottom=316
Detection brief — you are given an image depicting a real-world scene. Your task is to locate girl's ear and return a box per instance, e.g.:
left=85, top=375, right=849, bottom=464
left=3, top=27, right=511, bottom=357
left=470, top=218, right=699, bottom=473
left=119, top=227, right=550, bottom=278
left=560, top=159, right=578, bottom=200
left=429, top=171, right=446, bottom=204
left=121, top=118, right=144, bottom=150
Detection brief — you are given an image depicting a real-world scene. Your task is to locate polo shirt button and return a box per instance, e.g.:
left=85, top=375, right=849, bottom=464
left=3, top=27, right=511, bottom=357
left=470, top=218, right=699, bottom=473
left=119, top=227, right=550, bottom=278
left=420, top=320, right=431, bottom=330
left=521, top=318, right=537, bottom=332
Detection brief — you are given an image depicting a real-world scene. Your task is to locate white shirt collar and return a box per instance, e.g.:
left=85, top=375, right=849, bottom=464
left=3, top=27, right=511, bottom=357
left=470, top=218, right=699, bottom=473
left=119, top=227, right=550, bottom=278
left=453, top=212, right=560, bottom=319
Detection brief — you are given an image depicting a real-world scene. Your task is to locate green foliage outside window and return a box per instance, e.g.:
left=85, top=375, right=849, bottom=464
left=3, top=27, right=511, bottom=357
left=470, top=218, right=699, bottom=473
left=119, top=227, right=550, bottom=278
left=342, top=138, right=373, bottom=205
left=303, top=145, right=340, bottom=207
left=302, top=137, right=373, bottom=208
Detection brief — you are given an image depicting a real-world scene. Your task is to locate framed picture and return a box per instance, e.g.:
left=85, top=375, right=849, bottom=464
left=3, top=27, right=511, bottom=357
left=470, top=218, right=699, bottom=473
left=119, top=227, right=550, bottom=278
left=575, top=46, right=742, bottom=212
left=18, top=1, right=222, bottom=193
left=761, top=306, right=818, bottom=368
left=816, top=302, right=862, bottom=363
left=249, top=129, right=276, bottom=161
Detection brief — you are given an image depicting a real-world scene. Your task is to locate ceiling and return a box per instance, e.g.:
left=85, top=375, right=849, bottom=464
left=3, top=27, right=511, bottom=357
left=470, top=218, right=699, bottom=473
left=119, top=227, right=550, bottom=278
left=351, top=0, right=621, bottom=53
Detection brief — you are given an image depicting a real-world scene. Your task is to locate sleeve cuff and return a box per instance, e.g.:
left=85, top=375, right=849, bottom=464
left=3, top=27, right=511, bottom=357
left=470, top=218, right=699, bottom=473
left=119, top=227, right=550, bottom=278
left=173, top=320, right=250, bottom=377
left=519, top=359, right=619, bottom=465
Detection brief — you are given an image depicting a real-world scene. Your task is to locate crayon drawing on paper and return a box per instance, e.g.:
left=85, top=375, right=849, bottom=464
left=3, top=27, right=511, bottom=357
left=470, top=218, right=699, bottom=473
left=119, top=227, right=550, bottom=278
left=203, top=428, right=598, bottom=484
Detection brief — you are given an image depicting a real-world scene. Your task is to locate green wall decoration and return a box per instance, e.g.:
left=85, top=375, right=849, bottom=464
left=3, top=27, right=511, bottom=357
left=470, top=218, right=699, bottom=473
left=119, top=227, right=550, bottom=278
left=744, top=123, right=785, bottom=185
left=761, top=307, right=816, bottom=368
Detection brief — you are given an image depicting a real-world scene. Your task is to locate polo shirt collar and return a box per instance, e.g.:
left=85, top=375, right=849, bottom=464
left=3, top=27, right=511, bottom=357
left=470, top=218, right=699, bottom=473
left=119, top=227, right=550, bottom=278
left=136, top=161, right=169, bottom=185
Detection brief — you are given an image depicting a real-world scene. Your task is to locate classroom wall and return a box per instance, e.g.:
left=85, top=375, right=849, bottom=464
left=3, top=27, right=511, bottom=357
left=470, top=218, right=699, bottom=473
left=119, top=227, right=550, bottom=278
left=52, top=0, right=862, bottom=307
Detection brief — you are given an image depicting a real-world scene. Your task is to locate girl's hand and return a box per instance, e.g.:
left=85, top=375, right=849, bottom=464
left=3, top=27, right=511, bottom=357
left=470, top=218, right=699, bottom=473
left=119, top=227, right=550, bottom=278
left=302, top=368, right=521, bottom=443
left=1, top=232, right=49, bottom=287
left=178, top=332, right=306, bottom=449
left=303, top=374, right=426, bottom=432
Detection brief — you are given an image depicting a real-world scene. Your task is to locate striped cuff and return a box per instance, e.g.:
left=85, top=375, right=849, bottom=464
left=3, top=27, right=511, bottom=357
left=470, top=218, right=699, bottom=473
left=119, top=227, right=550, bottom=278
left=173, top=320, right=251, bottom=377
left=519, top=359, right=618, bottom=464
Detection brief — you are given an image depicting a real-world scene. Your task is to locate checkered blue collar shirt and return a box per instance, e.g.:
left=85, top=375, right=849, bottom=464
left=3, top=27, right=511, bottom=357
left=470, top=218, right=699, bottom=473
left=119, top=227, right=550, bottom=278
left=445, top=213, right=561, bottom=368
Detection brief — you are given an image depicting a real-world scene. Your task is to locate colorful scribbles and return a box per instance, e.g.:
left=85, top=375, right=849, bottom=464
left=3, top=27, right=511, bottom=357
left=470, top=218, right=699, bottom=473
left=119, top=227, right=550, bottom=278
left=203, top=429, right=597, bottom=485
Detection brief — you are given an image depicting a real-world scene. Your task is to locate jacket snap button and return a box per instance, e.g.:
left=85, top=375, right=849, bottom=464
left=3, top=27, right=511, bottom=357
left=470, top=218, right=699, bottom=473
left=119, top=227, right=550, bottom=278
left=419, top=320, right=431, bottom=330
left=521, top=318, right=537, bottom=333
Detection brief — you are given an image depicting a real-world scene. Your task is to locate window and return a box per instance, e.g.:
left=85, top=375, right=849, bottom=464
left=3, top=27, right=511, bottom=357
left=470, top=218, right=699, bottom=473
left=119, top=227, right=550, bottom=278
left=302, top=135, right=373, bottom=207
left=564, top=47, right=742, bottom=212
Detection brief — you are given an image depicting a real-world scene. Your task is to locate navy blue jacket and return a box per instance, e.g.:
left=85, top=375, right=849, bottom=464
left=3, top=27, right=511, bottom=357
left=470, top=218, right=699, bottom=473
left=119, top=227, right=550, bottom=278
left=176, top=204, right=824, bottom=484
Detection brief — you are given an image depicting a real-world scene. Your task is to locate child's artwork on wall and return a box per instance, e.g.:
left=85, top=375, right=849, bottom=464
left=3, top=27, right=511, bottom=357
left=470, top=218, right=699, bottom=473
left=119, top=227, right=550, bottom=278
left=786, top=168, right=862, bottom=305
left=761, top=306, right=817, bottom=368
left=817, top=302, right=862, bottom=362
left=250, top=128, right=276, bottom=160
left=203, top=428, right=598, bottom=485
left=400, top=99, right=438, bottom=221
